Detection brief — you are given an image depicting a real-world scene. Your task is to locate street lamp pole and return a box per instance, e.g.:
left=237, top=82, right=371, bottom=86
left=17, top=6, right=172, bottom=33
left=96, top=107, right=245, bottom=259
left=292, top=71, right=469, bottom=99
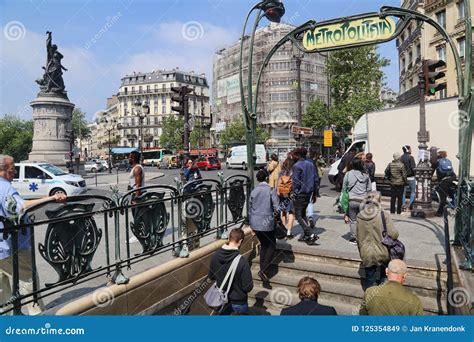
left=239, top=0, right=285, bottom=188
left=134, top=99, right=150, bottom=165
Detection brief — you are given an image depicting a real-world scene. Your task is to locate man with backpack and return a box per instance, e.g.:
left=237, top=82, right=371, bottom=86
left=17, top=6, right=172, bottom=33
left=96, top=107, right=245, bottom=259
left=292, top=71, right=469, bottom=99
left=385, top=153, right=407, bottom=215
left=207, top=228, right=253, bottom=315
left=434, top=151, right=456, bottom=216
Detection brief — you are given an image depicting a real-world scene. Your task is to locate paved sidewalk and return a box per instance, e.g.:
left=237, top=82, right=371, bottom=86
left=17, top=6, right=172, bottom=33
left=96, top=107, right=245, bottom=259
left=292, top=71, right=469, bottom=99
left=287, top=194, right=450, bottom=267
left=84, top=170, right=165, bottom=190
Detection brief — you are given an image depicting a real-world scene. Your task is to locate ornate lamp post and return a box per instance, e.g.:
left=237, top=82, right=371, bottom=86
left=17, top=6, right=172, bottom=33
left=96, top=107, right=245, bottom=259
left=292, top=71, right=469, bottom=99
left=239, top=0, right=285, bottom=188
left=292, top=41, right=304, bottom=126
left=133, top=99, right=150, bottom=165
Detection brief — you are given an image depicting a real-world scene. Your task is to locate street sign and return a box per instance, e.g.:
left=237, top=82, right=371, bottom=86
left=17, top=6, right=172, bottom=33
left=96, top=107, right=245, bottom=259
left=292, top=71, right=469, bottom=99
left=303, top=15, right=397, bottom=51
left=324, top=129, right=333, bottom=147
left=291, top=126, right=313, bottom=136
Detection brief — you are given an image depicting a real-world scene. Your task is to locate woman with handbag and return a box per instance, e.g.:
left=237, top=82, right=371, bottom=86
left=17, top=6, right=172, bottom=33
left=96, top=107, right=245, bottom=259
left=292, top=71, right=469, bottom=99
left=341, top=158, right=371, bottom=245
left=249, top=169, right=279, bottom=289
left=357, top=192, right=399, bottom=289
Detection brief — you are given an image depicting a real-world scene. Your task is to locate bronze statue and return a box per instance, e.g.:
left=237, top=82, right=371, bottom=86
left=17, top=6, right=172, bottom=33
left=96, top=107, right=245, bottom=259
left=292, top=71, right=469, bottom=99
left=36, top=31, right=68, bottom=96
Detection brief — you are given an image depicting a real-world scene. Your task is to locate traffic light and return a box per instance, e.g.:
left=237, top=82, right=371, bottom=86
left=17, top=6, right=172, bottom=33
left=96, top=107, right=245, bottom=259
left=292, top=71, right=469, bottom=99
left=171, top=86, right=192, bottom=114
left=423, top=59, right=446, bottom=96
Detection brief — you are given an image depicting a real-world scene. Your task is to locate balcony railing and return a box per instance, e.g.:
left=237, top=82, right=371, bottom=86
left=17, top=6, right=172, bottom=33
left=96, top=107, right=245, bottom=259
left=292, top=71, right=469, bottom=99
left=397, top=85, right=419, bottom=105
left=0, top=176, right=251, bottom=315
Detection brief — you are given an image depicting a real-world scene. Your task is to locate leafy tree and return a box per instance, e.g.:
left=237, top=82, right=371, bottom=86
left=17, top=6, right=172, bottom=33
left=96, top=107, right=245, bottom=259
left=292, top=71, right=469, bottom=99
left=190, top=123, right=206, bottom=149
left=219, top=119, right=268, bottom=147
left=327, top=46, right=389, bottom=131
left=160, top=115, right=184, bottom=151
left=72, top=108, right=91, bottom=141
left=0, top=116, right=33, bottom=162
left=303, top=100, right=330, bottom=129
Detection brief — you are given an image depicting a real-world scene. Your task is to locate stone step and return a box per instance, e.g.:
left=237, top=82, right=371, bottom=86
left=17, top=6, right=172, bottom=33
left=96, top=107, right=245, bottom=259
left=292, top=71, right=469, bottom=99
left=274, top=241, right=450, bottom=281
left=249, top=272, right=446, bottom=315
left=249, top=285, right=360, bottom=316
left=254, top=258, right=447, bottom=299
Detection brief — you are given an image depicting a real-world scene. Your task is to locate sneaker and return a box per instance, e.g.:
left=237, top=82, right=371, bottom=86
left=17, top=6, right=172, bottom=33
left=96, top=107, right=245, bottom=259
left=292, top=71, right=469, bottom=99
left=305, top=234, right=319, bottom=246
left=286, top=233, right=294, bottom=240
left=349, top=238, right=357, bottom=246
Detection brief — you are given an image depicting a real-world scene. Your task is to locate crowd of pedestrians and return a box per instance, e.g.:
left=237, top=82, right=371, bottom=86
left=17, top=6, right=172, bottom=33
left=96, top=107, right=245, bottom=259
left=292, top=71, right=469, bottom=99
left=205, top=143, right=456, bottom=316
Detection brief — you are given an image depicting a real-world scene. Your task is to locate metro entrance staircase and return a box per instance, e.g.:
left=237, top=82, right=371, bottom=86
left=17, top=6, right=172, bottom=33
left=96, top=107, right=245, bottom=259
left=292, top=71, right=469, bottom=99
left=247, top=240, right=449, bottom=315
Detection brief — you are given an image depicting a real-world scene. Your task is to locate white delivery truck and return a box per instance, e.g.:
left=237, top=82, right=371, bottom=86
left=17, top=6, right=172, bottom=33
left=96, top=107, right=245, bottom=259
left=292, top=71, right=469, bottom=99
left=226, top=144, right=267, bottom=170
left=328, top=97, right=474, bottom=188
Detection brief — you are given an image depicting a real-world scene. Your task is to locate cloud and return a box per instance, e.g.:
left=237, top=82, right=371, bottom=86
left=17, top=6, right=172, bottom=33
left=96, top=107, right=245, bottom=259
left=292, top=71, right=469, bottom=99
left=0, top=20, right=237, bottom=120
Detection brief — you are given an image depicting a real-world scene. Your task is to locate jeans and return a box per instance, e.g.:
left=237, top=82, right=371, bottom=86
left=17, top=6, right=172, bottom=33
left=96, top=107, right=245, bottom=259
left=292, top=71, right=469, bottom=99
left=390, top=185, right=405, bottom=214
left=348, top=199, right=362, bottom=239
left=220, top=303, right=249, bottom=315
left=255, top=230, right=276, bottom=275
left=364, top=264, right=387, bottom=289
left=293, top=193, right=312, bottom=237
left=402, top=177, right=416, bottom=207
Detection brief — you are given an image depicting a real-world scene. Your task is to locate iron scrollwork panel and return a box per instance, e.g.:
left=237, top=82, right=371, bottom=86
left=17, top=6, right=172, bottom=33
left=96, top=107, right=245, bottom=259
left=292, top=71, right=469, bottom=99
left=184, top=184, right=215, bottom=233
left=38, top=203, right=102, bottom=285
left=227, top=179, right=246, bottom=221
left=130, top=192, right=170, bottom=253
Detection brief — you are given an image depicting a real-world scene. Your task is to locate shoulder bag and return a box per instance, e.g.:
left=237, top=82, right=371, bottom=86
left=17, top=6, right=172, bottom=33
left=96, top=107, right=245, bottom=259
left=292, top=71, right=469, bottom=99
left=204, top=255, right=242, bottom=310
left=381, top=211, right=405, bottom=260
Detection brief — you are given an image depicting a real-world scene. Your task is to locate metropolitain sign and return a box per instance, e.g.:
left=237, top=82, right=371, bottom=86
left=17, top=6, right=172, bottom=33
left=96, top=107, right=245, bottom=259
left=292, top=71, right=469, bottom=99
left=302, top=16, right=397, bottom=51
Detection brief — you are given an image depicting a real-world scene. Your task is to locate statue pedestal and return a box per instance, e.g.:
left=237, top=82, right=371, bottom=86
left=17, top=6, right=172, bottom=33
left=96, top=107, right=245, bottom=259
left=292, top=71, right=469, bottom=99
left=28, top=94, right=75, bottom=165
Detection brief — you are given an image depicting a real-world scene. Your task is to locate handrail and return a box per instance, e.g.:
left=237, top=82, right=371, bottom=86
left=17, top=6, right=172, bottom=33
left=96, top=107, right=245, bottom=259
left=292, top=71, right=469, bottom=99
left=0, top=177, right=251, bottom=315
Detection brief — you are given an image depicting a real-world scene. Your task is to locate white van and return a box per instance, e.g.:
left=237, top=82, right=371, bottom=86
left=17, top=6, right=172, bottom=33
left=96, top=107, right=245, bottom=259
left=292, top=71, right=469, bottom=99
left=12, top=162, right=87, bottom=199
left=226, top=144, right=267, bottom=170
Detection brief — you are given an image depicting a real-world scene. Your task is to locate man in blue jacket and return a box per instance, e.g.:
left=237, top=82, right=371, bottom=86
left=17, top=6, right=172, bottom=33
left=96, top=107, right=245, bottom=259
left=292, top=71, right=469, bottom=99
left=291, top=148, right=319, bottom=245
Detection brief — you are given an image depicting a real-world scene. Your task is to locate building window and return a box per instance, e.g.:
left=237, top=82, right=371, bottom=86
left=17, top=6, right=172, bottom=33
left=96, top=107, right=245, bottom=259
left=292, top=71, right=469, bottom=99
left=458, top=37, right=466, bottom=58
left=401, top=57, right=405, bottom=70
left=437, top=46, right=446, bottom=61
left=436, top=10, right=446, bottom=29
left=162, top=106, right=166, bottom=114
left=408, top=51, right=413, bottom=64
left=458, top=1, right=465, bottom=19
left=162, top=84, right=166, bottom=91
left=124, top=87, right=128, bottom=94
left=416, top=44, right=421, bottom=58
left=154, top=106, right=158, bottom=114
left=139, top=86, right=142, bottom=93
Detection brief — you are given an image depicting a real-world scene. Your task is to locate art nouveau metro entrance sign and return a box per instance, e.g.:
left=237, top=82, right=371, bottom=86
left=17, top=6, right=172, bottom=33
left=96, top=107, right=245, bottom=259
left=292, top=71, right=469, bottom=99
left=302, top=15, right=397, bottom=51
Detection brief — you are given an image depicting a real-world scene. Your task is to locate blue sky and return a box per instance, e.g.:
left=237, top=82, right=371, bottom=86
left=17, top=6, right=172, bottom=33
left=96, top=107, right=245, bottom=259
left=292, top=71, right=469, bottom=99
left=0, top=0, right=400, bottom=121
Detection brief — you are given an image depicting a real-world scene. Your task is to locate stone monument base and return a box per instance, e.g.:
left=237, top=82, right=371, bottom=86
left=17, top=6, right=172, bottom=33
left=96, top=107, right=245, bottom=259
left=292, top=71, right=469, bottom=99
left=28, top=93, right=74, bottom=165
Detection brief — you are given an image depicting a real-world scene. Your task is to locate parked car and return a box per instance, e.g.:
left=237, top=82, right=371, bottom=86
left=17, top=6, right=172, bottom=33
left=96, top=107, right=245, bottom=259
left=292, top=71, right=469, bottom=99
left=84, top=161, right=102, bottom=173
left=115, top=159, right=131, bottom=172
left=98, top=160, right=109, bottom=170
left=12, top=163, right=87, bottom=199
left=195, top=156, right=221, bottom=171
